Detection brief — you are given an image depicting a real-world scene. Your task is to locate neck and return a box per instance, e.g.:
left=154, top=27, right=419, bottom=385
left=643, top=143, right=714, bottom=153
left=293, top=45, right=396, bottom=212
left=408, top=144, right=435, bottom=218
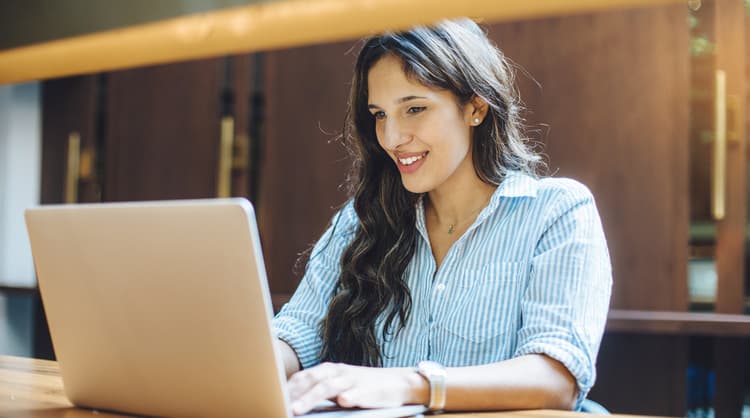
left=426, top=172, right=495, bottom=227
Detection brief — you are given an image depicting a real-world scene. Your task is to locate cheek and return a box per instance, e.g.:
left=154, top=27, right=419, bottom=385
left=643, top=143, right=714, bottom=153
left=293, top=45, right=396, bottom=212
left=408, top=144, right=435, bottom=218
left=375, top=126, right=384, bottom=145
left=374, top=123, right=387, bottom=148
left=427, top=116, right=471, bottom=155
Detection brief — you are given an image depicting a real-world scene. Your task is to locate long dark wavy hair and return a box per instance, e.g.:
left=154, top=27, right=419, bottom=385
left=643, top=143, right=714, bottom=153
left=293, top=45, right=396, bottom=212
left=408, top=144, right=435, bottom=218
left=319, top=18, right=543, bottom=366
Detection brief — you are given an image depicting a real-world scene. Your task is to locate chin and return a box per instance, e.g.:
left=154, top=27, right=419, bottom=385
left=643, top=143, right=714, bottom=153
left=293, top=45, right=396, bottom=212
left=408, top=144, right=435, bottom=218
left=400, top=177, right=433, bottom=194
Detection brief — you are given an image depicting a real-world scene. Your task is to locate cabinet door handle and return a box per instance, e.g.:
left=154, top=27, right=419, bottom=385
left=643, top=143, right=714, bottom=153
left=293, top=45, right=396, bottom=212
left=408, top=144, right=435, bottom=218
left=64, top=132, right=81, bottom=204
left=712, top=70, right=726, bottom=221
left=217, top=116, right=235, bottom=198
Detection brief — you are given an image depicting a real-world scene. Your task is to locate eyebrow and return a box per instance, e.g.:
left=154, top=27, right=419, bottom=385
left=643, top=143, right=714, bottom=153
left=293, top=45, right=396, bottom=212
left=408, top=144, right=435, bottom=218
left=368, top=95, right=428, bottom=110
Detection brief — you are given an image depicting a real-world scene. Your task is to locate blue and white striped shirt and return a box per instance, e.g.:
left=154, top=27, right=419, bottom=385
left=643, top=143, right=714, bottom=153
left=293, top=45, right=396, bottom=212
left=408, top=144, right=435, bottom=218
left=273, top=172, right=612, bottom=408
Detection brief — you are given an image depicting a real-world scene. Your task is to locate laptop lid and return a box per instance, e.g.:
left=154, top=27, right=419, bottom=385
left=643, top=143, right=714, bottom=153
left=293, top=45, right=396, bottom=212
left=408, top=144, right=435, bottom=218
left=25, top=199, right=291, bottom=417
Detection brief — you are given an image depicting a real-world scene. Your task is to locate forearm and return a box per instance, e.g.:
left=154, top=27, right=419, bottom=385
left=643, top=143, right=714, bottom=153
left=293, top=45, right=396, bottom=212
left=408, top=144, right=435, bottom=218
left=407, top=354, right=577, bottom=411
left=276, top=339, right=301, bottom=378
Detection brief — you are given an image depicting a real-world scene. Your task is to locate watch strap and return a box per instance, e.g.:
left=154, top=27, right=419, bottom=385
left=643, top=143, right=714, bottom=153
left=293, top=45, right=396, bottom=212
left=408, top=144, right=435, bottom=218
left=417, top=361, right=447, bottom=411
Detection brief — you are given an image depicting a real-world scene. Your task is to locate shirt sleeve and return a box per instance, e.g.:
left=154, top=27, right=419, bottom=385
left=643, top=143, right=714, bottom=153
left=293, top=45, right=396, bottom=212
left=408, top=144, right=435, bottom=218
left=272, top=202, right=357, bottom=370
left=512, top=179, right=612, bottom=410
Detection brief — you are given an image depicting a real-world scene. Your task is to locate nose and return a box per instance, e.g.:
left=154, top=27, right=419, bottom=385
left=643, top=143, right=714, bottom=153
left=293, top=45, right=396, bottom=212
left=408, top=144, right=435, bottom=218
left=380, top=117, right=412, bottom=150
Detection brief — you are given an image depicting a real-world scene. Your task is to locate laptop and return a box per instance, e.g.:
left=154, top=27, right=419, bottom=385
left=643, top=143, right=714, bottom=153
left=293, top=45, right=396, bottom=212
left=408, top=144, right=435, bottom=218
left=25, top=198, right=427, bottom=418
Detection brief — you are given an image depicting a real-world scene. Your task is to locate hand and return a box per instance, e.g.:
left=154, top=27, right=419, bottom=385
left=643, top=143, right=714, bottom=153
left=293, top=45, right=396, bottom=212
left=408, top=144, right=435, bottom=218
left=287, top=362, right=427, bottom=415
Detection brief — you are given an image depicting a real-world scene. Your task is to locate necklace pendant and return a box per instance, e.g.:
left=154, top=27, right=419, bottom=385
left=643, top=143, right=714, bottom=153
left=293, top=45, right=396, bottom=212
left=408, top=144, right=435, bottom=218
left=447, top=224, right=455, bottom=234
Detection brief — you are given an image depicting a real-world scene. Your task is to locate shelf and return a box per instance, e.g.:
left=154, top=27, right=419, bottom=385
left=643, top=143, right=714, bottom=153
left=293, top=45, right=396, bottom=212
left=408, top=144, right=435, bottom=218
left=607, top=309, right=750, bottom=337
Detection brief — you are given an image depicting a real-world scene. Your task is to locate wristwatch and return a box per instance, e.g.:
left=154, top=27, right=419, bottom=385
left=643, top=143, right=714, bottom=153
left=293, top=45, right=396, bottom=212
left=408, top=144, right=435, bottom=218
left=416, top=360, right=447, bottom=411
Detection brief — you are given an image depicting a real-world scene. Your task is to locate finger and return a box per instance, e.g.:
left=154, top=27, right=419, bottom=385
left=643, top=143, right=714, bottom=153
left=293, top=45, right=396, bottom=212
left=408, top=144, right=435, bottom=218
left=335, top=388, right=363, bottom=409
left=291, top=374, right=355, bottom=415
left=288, top=363, right=340, bottom=399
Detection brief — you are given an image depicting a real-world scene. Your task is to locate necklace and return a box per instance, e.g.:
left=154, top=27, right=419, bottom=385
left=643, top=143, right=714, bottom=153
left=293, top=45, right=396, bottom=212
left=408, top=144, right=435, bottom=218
left=444, top=196, right=492, bottom=235
left=446, top=215, right=476, bottom=235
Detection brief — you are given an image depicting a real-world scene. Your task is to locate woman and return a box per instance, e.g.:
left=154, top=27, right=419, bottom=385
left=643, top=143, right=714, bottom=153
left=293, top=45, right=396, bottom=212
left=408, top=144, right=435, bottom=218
left=273, top=18, right=611, bottom=414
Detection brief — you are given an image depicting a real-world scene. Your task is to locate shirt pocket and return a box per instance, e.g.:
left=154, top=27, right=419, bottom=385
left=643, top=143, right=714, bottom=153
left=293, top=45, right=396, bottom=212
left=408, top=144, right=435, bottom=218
left=441, top=261, right=527, bottom=345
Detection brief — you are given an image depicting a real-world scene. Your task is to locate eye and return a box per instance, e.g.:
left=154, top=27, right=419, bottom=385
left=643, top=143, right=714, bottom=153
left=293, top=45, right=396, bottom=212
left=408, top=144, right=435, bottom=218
left=372, top=110, right=386, bottom=120
left=407, top=106, right=426, bottom=114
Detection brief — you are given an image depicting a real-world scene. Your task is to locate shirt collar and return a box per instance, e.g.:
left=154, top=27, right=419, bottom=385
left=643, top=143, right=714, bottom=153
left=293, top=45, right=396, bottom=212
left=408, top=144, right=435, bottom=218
left=474, top=171, right=538, bottom=226
left=414, top=171, right=538, bottom=240
left=493, top=171, right=539, bottom=199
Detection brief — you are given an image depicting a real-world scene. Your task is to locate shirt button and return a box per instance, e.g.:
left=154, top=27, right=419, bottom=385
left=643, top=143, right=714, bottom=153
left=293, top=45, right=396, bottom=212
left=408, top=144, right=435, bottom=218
left=436, top=283, right=446, bottom=292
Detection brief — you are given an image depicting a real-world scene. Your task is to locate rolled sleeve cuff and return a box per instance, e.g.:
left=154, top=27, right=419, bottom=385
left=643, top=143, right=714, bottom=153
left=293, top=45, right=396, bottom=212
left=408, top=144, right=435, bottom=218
left=514, top=339, right=594, bottom=411
left=272, top=316, right=322, bottom=370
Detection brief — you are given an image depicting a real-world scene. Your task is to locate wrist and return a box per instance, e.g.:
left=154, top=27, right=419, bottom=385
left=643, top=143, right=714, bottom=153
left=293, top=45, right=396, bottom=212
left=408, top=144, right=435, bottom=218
left=402, top=367, right=430, bottom=406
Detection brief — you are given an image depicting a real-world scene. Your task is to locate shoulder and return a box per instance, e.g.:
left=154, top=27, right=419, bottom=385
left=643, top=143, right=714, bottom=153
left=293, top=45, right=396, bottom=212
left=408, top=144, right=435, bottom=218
left=501, top=173, right=598, bottom=224
left=535, top=177, right=595, bottom=204
left=532, top=177, right=601, bottom=232
left=309, top=199, right=359, bottom=260
left=331, top=199, right=359, bottom=237
left=500, top=172, right=595, bottom=206
left=496, top=172, right=591, bottom=201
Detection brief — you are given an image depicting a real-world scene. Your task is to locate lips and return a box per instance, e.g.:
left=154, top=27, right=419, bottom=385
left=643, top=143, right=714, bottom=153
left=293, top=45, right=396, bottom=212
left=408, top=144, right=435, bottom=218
left=395, top=151, right=428, bottom=174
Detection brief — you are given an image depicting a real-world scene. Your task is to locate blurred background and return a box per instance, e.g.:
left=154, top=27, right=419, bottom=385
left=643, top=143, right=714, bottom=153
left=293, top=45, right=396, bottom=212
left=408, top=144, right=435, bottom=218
left=0, top=0, right=748, bottom=416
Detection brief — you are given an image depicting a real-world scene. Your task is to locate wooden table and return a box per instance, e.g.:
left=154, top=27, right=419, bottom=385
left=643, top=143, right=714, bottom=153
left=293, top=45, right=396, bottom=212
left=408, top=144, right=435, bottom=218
left=0, top=355, right=666, bottom=417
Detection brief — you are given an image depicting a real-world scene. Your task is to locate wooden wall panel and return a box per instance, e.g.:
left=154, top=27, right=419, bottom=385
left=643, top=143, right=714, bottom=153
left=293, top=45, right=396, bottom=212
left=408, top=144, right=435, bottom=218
left=229, top=55, right=251, bottom=199
left=487, top=4, right=690, bottom=311
left=104, top=59, right=222, bottom=202
left=259, top=43, right=354, bottom=295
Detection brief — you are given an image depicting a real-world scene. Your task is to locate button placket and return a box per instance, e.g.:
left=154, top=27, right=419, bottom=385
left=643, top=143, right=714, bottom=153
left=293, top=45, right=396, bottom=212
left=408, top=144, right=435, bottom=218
left=429, top=258, right=454, bottom=343
left=429, top=264, right=447, bottom=356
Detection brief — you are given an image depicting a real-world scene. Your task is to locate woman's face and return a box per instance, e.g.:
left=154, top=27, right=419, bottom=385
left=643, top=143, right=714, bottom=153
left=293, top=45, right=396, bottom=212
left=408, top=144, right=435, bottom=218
left=367, top=54, right=481, bottom=194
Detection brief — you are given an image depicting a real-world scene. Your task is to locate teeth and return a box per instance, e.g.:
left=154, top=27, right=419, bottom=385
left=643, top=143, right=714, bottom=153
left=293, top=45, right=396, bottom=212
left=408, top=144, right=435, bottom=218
left=398, top=153, right=425, bottom=166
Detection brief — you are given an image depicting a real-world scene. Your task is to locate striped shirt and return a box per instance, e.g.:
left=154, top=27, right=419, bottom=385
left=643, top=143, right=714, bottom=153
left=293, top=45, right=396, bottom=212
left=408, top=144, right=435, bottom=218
left=273, top=172, right=612, bottom=409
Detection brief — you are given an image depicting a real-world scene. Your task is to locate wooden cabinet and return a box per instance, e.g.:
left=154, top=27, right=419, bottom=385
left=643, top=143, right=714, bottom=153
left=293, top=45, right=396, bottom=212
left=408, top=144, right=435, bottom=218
left=43, top=56, right=256, bottom=205
left=42, top=75, right=100, bottom=205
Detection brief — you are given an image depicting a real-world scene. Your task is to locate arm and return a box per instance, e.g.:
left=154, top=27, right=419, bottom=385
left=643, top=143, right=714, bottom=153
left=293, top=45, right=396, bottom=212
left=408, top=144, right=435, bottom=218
left=288, top=354, right=574, bottom=414
left=272, top=204, right=357, bottom=373
left=512, top=181, right=612, bottom=408
left=436, top=354, right=576, bottom=410
left=276, top=339, right=301, bottom=378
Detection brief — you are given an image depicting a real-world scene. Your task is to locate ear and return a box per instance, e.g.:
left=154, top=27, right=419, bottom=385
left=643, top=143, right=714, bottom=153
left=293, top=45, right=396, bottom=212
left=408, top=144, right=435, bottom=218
left=464, top=95, right=490, bottom=126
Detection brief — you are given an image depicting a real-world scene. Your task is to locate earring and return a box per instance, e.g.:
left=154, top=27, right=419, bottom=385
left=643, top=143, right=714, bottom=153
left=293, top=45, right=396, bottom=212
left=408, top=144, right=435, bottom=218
left=473, top=117, right=480, bottom=124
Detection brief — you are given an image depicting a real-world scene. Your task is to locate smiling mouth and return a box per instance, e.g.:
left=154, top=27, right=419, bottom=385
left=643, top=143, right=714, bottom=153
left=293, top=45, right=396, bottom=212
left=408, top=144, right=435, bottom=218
left=397, top=152, right=428, bottom=166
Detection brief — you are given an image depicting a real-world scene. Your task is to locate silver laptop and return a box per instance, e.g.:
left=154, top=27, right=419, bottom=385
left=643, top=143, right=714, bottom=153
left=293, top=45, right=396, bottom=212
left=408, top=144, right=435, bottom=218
left=25, top=199, right=427, bottom=418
